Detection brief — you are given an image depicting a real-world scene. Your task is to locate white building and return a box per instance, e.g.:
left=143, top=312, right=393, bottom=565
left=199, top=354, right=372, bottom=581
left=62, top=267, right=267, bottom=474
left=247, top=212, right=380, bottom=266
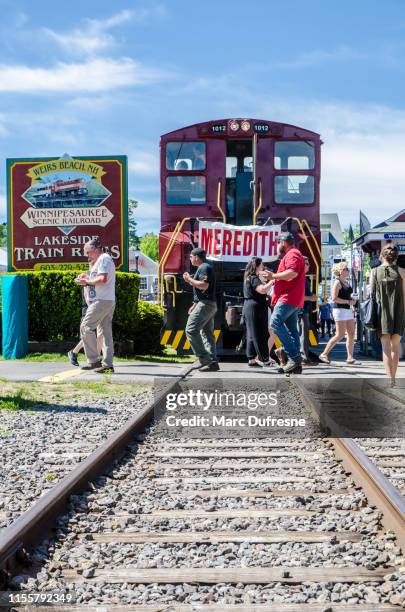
left=129, top=248, right=158, bottom=301
left=320, top=213, right=345, bottom=278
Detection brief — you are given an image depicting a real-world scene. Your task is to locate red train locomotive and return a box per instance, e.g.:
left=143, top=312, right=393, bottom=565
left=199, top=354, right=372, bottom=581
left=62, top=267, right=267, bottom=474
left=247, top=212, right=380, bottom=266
left=159, top=118, right=322, bottom=354
left=33, top=179, right=88, bottom=201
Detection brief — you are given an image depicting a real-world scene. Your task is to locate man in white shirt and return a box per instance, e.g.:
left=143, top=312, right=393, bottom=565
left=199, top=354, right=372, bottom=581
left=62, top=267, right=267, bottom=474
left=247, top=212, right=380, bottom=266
left=75, top=237, right=116, bottom=373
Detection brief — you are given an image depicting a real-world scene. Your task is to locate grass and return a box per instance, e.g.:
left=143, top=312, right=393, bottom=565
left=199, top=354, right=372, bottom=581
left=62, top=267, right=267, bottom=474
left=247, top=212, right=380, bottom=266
left=0, top=380, right=150, bottom=411
left=0, top=347, right=194, bottom=364
left=0, top=387, right=40, bottom=411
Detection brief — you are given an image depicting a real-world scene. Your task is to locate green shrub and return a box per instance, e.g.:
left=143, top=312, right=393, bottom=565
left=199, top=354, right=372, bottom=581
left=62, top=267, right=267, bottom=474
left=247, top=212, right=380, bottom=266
left=0, top=271, right=163, bottom=355
left=133, top=301, right=164, bottom=354
left=1, top=271, right=140, bottom=343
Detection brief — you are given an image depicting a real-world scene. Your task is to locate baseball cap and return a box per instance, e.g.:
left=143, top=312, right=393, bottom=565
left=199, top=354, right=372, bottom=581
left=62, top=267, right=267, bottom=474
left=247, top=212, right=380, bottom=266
left=276, top=231, right=294, bottom=244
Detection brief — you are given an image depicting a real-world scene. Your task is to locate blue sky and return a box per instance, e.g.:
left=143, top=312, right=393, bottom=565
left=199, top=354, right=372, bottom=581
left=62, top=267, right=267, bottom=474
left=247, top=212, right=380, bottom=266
left=1, top=0, right=405, bottom=233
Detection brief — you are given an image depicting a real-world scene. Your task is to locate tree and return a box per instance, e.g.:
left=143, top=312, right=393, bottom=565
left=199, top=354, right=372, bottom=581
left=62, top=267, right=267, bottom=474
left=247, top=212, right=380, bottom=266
left=343, top=223, right=370, bottom=277
left=139, top=233, right=158, bottom=261
left=128, top=199, right=139, bottom=248
left=0, top=223, right=6, bottom=247
left=342, top=224, right=359, bottom=249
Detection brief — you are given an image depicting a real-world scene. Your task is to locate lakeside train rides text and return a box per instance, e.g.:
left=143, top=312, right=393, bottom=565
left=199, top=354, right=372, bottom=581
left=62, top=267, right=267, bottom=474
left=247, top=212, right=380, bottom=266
left=13, top=235, right=121, bottom=262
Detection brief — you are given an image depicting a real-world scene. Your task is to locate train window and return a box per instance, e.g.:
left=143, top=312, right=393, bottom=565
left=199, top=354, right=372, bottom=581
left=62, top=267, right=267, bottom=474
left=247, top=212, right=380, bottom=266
left=166, top=176, right=206, bottom=205
left=166, top=142, right=206, bottom=171
left=274, top=141, right=315, bottom=170
left=244, top=157, right=253, bottom=171
left=226, top=157, right=237, bottom=178
left=274, top=175, right=314, bottom=204
left=226, top=156, right=253, bottom=177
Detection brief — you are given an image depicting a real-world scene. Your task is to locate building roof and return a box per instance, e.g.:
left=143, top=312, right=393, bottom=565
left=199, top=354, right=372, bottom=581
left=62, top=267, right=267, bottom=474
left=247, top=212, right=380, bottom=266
left=354, top=210, right=405, bottom=249
left=320, top=213, right=344, bottom=245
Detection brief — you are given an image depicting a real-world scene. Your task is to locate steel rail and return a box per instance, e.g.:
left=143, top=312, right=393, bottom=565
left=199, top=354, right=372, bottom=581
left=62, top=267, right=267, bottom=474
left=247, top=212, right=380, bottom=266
left=293, top=379, right=405, bottom=551
left=0, top=361, right=196, bottom=582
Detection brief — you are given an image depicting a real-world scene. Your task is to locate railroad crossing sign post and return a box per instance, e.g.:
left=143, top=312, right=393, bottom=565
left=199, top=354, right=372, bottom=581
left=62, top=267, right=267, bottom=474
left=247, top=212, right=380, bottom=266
left=6, top=154, right=129, bottom=272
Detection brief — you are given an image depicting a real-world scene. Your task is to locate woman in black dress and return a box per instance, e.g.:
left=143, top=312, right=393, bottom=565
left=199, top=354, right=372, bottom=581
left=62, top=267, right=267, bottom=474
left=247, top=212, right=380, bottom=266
left=371, top=245, right=405, bottom=387
left=243, top=257, right=274, bottom=366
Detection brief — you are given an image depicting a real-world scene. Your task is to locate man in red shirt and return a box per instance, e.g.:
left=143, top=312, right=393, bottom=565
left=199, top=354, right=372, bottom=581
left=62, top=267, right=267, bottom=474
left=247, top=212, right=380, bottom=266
left=268, top=232, right=305, bottom=373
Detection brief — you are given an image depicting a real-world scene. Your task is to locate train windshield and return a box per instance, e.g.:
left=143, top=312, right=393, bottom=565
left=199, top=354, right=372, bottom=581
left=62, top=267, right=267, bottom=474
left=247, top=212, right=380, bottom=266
left=162, top=124, right=318, bottom=221
left=166, top=142, right=206, bottom=170
left=275, top=141, right=315, bottom=169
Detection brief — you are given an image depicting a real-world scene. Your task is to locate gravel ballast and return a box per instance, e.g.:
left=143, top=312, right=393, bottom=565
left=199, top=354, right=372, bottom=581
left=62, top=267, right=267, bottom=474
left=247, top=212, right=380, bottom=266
left=0, top=385, right=151, bottom=530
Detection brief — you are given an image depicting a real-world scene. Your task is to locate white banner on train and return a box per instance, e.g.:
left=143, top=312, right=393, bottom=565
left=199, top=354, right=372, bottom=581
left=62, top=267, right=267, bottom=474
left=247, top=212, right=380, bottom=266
left=198, top=221, right=281, bottom=262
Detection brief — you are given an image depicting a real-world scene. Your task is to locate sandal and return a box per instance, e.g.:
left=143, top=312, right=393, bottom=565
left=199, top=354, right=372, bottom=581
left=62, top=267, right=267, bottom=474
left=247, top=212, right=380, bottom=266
left=318, top=354, right=331, bottom=364
left=248, top=361, right=261, bottom=367
left=346, top=359, right=361, bottom=365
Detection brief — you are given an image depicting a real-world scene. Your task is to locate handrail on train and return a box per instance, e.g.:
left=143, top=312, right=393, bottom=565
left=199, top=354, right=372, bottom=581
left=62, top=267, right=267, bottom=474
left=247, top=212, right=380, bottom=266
left=164, top=274, right=183, bottom=308
left=158, top=217, right=190, bottom=306
left=292, top=217, right=320, bottom=312
left=301, top=217, right=326, bottom=306
left=216, top=178, right=226, bottom=223
left=253, top=179, right=263, bottom=224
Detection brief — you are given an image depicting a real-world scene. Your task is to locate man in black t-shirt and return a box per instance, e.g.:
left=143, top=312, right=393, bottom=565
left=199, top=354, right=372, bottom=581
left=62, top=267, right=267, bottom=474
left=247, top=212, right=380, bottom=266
left=299, top=257, right=317, bottom=363
left=183, top=248, right=219, bottom=372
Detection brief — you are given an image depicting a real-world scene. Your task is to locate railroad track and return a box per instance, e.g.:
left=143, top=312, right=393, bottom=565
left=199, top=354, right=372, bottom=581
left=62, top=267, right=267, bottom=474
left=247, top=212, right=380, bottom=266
left=0, top=364, right=404, bottom=610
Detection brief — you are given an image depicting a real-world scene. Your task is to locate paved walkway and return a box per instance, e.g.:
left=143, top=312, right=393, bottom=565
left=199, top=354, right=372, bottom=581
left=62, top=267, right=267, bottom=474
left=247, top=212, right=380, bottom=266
left=1, top=342, right=404, bottom=388
left=0, top=360, right=187, bottom=384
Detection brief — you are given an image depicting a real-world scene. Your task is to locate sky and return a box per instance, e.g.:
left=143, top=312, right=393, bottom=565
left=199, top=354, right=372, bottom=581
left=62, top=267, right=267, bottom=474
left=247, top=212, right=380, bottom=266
left=1, top=0, right=405, bottom=233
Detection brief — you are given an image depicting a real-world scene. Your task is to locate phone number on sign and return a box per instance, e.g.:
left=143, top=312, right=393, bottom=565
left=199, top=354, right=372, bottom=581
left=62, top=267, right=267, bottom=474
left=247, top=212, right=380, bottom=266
left=7, top=592, right=74, bottom=604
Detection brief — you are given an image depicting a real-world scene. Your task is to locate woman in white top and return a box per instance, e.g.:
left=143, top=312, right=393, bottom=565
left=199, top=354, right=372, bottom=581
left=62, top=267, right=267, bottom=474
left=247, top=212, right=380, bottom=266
left=319, top=262, right=360, bottom=365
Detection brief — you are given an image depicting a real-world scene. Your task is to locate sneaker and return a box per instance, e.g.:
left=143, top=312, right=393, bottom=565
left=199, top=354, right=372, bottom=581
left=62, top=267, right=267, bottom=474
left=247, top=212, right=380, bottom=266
left=283, top=358, right=302, bottom=374
left=199, top=361, right=220, bottom=372
left=95, top=365, right=115, bottom=374
left=68, top=350, right=79, bottom=366
left=81, top=361, right=102, bottom=370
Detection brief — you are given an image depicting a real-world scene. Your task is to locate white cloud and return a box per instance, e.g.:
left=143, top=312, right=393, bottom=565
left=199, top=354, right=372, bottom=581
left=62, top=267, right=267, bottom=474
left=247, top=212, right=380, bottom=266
left=44, top=7, right=167, bottom=55
left=272, top=46, right=367, bottom=70
left=134, top=198, right=161, bottom=234
left=0, top=58, right=168, bottom=93
left=0, top=114, right=9, bottom=136
left=44, top=26, right=113, bottom=55
left=175, top=77, right=405, bottom=228
left=129, top=152, right=159, bottom=178
left=283, top=101, right=405, bottom=227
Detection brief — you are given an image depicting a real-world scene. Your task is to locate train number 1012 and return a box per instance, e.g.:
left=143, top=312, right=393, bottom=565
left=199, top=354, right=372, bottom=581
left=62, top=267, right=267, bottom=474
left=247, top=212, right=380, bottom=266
left=211, top=124, right=227, bottom=133
left=254, top=124, right=270, bottom=133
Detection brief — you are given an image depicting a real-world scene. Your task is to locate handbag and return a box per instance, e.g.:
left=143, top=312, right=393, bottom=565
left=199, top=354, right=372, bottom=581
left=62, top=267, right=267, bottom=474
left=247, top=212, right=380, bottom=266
left=362, top=268, right=380, bottom=330
left=362, top=297, right=380, bottom=330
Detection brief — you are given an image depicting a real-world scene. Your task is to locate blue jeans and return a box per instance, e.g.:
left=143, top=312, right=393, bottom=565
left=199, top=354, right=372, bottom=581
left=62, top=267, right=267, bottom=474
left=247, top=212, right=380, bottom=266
left=270, top=302, right=301, bottom=361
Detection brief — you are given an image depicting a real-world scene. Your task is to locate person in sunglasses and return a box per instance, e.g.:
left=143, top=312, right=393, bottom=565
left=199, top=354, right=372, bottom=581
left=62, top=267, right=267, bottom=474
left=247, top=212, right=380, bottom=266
left=371, top=244, right=405, bottom=387
left=318, top=261, right=360, bottom=365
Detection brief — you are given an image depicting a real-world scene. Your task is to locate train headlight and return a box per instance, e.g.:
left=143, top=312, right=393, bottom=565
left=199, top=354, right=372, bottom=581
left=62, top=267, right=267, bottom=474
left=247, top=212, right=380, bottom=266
left=241, top=120, right=251, bottom=132
left=229, top=120, right=240, bottom=132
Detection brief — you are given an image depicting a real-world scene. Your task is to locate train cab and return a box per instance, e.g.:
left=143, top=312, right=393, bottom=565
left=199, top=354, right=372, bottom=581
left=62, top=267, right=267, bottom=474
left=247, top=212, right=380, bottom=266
left=159, top=118, right=322, bottom=354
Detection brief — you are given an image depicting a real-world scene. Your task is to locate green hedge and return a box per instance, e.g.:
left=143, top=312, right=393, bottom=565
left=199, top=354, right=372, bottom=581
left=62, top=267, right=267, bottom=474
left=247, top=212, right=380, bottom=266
left=0, top=271, right=163, bottom=354
left=133, top=300, right=164, bottom=355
